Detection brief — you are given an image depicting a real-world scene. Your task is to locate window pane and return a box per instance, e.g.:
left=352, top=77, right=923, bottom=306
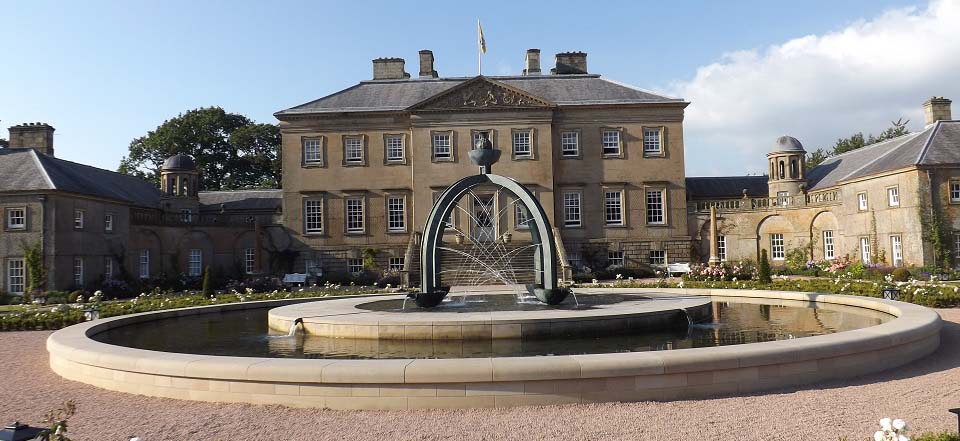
left=345, top=138, right=363, bottom=162
left=139, top=250, right=150, bottom=279
left=386, top=136, right=404, bottom=161
left=303, top=139, right=322, bottom=163
left=643, top=128, right=661, bottom=154
left=432, top=134, right=451, bottom=159
left=823, top=230, right=835, bottom=260
left=387, top=196, right=405, bottom=232
left=348, top=258, right=364, bottom=274
left=604, top=191, right=623, bottom=225
left=563, top=193, right=581, bottom=226
left=860, top=238, right=871, bottom=263
left=649, top=250, right=665, bottom=266
left=7, top=208, right=25, bottom=229
left=515, top=201, right=530, bottom=229
left=512, top=131, right=531, bottom=156
left=346, top=198, right=364, bottom=232
left=8, top=259, right=25, bottom=294
left=646, top=190, right=664, bottom=224
left=189, top=249, right=202, bottom=277
left=718, top=236, right=726, bottom=261
left=389, top=257, right=405, bottom=272
left=245, top=248, right=256, bottom=274
left=891, top=236, right=903, bottom=267
left=771, top=234, right=785, bottom=260
left=888, top=187, right=899, bottom=206
left=608, top=251, right=625, bottom=267
left=602, top=130, right=620, bottom=155
left=304, top=199, right=323, bottom=233
left=561, top=132, right=579, bottom=156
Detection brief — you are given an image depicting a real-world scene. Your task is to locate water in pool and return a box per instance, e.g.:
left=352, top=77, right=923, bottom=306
left=92, top=297, right=893, bottom=359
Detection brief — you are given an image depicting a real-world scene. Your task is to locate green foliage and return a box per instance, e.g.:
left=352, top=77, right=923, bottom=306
left=118, top=107, right=281, bottom=190
left=805, top=148, right=830, bottom=169
left=44, top=400, right=76, bottom=441
left=201, top=266, right=213, bottom=297
left=0, top=286, right=388, bottom=332
left=891, top=268, right=911, bottom=282
left=807, top=118, right=910, bottom=169
left=758, top=249, right=772, bottom=284
left=20, top=240, right=46, bottom=292
left=362, top=247, right=380, bottom=272
left=921, top=203, right=953, bottom=270
left=847, top=262, right=866, bottom=279
left=584, top=277, right=960, bottom=308
left=65, top=291, right=82, bottom=303
left=913, top=432, right=960, bottom=441
left=784, top=242, right=811, bottom=271
left=0, top=290, right=9, bottom=306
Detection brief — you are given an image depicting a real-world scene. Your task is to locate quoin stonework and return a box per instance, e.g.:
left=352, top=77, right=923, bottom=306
left=1, top=49, right=958, bottom=295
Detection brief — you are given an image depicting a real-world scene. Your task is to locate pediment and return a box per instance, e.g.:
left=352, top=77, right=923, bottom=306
left=408, top=76, right=555, bottom=111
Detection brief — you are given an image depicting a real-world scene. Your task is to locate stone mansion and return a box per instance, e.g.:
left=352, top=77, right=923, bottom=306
left=1, top=48, right=959, bottom=294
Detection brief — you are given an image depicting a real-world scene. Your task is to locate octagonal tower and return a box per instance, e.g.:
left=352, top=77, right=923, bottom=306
left=767, top=136, right=806, bottom=202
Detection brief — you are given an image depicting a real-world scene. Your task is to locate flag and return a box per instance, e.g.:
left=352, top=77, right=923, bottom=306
left=478, top=20, right=486, bottom=54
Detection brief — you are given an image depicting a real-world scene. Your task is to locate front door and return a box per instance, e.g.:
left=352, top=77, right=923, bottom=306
left=472, top=195, right=496, bottom=242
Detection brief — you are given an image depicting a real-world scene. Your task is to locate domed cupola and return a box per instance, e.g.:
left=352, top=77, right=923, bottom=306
left=162, top=153, right=197, bottom=172
left=160, top=153, right=199, bottom=198
left=767, top=136, right=807, bottom=202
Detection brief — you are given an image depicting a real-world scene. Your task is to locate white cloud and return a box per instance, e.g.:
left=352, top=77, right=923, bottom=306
left=672, top=0, right=960, bottom=176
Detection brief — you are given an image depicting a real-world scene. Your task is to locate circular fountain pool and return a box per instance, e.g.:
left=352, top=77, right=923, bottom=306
left=47, top=288, right=942, bottom=410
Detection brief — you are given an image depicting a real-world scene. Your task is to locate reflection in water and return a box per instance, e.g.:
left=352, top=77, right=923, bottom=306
left=92, top=299, right=893, bottom=360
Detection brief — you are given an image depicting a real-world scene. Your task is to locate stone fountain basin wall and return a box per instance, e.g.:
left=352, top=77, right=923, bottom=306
left=266, top=293, right=714, bottom=340
left=47, top=289, right=942, bottom=410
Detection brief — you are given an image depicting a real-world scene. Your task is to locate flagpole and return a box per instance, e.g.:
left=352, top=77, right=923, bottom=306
left=477, top=19, right=482, bottom=75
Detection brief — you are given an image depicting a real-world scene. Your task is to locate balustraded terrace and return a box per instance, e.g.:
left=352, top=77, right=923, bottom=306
left=689, top=188, right=841, bottom=214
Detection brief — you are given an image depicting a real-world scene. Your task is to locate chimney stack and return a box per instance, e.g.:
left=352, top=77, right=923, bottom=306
left=418, top=50, right=438, bottom=78
left=372, top=58, right=410, bottom=80
left=523, top=49, right=541, bottom=75
left=8, top=122, right=55, bottom=156
left=923, top=96, right=952, bottom=126
left=552, top=51, right=588, bottom=75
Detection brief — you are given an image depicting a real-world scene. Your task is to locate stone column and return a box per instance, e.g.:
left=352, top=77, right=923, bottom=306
left=708, top=206, right=721, bottom=266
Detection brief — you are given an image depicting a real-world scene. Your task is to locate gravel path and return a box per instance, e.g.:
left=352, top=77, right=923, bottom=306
left=1, top=310, right=959, bottom=441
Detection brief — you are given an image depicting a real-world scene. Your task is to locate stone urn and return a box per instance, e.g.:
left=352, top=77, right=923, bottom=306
left=455, top=233, right=465, bottom=245
left=502, top=233, right=512, bottom=243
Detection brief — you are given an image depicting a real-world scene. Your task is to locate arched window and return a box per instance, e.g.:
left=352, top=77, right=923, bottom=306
left=779, top=161, right=785, bottom=180
left=770, top=162, right=775, bottom=180
left=790, top=159, right=798, bottom=178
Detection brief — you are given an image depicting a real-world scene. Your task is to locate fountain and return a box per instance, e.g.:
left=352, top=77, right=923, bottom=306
left=412, top=132, right=570, bottom=307
left=45, top=135, right=942, bottom=410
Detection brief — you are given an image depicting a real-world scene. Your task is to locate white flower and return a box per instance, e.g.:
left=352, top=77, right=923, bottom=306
left=880, top=418, right=893, bottom=430
left=875, top=431, right=885, bottom=441
left=892, top=419, right=908, bottom=431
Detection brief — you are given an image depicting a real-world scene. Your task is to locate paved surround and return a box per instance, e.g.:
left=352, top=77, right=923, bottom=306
left=47, top=289, right=942, bottom=409
left=267, top=292, right=713, bottom=340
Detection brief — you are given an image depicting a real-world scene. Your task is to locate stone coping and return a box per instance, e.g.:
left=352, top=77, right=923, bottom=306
left=266, top=292, right=714, bottom=340
left=48, top=289, right=939, bottom=385
left=46, top=289, right=941, bottom=409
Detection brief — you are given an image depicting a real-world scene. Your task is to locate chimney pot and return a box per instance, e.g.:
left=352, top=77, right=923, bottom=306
left=523, top=49, right=541, bottom=76
left=552, top=51, right=588, bottom=75
left=923, top=96, right=952, bottom=126
left=418, top=50, right=438, bottom=78
left=372, top=57, right=410, bottom=80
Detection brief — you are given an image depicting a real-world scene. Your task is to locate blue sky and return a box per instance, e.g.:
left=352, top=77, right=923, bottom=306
left=3, top=0, right=955, bottom=176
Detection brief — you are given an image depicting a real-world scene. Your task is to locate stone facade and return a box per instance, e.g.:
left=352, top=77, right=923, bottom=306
left=276, top=52, right=693, bottom=278
left=687, top=97, right=957, bottom=269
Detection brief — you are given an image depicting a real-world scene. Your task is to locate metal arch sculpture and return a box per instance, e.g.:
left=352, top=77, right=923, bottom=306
left=412, top=138, right=570, bottom=307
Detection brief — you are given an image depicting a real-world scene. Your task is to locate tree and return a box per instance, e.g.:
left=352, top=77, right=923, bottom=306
left=758, top=249, right=772, bottom=284
left=201, top=266, right=213, bottom=296
left=118, top=107, right=281, bottom=190
left=806, top=118, right=910, bottom=170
